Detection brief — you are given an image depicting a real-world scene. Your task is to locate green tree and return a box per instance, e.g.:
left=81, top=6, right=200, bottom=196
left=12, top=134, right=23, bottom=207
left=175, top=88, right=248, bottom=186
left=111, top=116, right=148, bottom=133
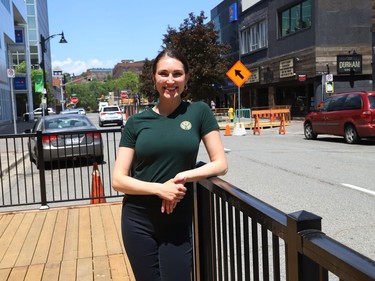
left=109, top=72, right=140, bottom=95
left=147, top=11, right=231, bottom=101
left=140, top=59, right=156, bottom=101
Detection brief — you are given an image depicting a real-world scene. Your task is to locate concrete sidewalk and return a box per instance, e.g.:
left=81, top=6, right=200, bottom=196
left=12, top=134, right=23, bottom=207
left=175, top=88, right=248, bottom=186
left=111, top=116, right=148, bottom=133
left=0, top=121, right=34, bottom=177
left=0, top=120, right=34, bottom=135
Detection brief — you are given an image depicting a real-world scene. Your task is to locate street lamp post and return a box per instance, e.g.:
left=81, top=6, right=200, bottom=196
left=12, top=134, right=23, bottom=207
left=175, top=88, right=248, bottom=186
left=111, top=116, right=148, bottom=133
left=40, top=31, right=67, bottom=115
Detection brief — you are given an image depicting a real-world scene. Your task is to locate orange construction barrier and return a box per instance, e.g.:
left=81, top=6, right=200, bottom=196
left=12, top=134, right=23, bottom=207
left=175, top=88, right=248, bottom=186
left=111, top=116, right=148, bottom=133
left=224, top=120, right=232, bottom=136
left=253, top=115, right=261, bottom=135
left=91, top=162, right=106, bottom=204
left=279, top=113, right=286, bottom=135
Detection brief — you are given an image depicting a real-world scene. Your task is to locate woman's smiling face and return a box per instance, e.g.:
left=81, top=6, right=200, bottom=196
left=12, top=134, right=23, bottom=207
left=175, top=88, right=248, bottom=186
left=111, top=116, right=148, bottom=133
left=153, top=56, right=188, bottom=99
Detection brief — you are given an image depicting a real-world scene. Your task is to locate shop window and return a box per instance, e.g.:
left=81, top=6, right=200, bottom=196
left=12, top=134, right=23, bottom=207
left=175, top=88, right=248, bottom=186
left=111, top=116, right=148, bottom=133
left=280, top=0, right=311, bottom=37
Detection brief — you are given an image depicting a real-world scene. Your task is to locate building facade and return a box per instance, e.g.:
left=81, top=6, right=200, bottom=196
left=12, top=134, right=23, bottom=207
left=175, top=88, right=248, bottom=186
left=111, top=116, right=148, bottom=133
left=86, top=68, right=113, bottom=82
left=0, top=0, right=29, bottom=124
left=213, top=0, right=372, bottom=117
left=112, top=60, right=144, bottom=79
left=0, top=0, right=51, bottom=124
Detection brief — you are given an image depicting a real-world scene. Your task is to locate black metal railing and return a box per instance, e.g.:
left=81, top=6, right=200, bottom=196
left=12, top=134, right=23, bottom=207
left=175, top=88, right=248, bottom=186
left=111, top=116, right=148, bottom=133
left=192, top=176, right=375, bottom=281
left=0, top=127, right=123, bottom=209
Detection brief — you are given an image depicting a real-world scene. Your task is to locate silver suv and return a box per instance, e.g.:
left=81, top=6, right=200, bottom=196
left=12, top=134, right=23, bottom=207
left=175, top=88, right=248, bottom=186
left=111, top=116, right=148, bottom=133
left=98, top=105, right=123, bottom=127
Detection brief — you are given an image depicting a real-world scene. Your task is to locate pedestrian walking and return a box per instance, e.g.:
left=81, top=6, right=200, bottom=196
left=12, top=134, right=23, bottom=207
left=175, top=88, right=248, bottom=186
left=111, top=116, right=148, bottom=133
left=210, top=100, right=216, bottom=109
left=112, top=48, right=228, bottom=281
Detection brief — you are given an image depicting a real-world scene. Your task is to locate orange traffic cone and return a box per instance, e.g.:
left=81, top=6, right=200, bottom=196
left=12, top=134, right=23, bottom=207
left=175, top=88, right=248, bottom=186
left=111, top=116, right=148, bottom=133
left=224, top=121, right=232, bottom=136
left=253, top=115, right=261, bottom=135
left=91, top=162, right=106, bottom=204
left=279, top=114, right=286, bottom=135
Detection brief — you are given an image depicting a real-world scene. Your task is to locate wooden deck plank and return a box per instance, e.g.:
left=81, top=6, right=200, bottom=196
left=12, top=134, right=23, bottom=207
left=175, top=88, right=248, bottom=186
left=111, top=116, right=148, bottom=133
left=0, top=203, right=135, bottom=281
left=0, top=214, right=13, bottom=238
left=63, top=208, right=79, bottom=261
left=0, top=268, right=11, bottom=280
left=41, top=262, right=60, bottom=281
left=90, top=206, right=108, bottom=257
left=6, top=265, right=27, bottom=281
left=101, top=205, right=123, bottom=255
left=78, top=207, right=93, bottom=259
left=15, top=212, right=47, bottom=267
left=47, top=209, right=68, bottom=263
left=76, top=257, right=93, bottom=281
left=32, top=211, right=58, bottom=265
left=0, top=212, right=35, bottom=269
left=110, top=204, right=123, bottom=240
left=59, top=259, right=77, bottom=281
left=0, top=213, right=25, bottom=267
left=93, top=256, right=111, bottom=281
left=109, top=254, right=131, bottom=281
left=24, top=264, right=44, bottom=281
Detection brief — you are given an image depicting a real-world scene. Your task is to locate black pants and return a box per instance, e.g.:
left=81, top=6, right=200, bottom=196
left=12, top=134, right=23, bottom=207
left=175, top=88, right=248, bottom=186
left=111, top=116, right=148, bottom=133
left=122, top=203, right=193, bottom=281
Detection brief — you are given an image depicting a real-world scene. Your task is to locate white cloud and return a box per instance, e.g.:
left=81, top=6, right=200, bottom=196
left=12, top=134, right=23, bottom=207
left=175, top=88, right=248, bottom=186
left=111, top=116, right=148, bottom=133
left=52, top=58, right=117, bottom=76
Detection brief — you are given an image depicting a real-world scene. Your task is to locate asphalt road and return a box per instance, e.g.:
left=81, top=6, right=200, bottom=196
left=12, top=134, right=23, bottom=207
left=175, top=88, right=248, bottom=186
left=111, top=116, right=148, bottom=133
left=197, top=120, right=375, bottom=261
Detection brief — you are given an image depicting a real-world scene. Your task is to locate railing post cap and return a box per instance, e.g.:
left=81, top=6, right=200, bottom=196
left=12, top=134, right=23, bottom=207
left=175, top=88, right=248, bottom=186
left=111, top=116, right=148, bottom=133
left=287, top=210, right=322, bottom=232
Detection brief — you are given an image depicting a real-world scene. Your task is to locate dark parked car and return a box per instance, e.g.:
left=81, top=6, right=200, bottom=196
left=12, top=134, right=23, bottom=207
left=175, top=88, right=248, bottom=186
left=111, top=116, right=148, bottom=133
left=26, top=114, right=103, bottom=168
left=304, top=91, right=375, bottom=144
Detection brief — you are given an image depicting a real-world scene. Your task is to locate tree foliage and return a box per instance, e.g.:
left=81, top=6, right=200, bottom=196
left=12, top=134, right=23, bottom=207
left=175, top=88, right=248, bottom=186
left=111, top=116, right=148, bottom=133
left=15, top=61, right=55, bottom=108
left=141, top=11, right=231, bottom=101
left=64, top=72, right=140, bottom=111
left=139, top=59, right=155, bottom=101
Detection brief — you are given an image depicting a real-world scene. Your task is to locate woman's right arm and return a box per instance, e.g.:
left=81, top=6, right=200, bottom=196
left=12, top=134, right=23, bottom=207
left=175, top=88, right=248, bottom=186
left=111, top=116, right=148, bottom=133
left=112, top=147, right=186, bottom=201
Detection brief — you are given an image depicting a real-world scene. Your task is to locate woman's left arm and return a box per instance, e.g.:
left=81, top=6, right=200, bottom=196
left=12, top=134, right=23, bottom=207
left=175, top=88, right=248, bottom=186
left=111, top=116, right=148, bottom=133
left=176, top=129, right=228, bottom=183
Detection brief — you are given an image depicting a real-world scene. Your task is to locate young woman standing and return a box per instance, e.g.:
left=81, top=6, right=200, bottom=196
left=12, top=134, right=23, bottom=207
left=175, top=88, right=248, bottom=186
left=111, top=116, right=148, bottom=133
left=112, top=48, right=228, bottom=281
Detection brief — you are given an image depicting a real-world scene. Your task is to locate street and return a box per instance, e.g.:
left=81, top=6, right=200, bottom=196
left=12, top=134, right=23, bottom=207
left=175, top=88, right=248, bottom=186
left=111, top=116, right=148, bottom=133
left=1, top=114, right=375, bottom=261
left=197, top=120, right=375, bottom=261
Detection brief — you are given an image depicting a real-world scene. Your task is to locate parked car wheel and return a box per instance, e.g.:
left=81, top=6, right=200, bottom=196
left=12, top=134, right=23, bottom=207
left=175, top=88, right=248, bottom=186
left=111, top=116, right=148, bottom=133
left=344, top=124, right=360, bottom=144
left=304, top=122, right=317, bottom=140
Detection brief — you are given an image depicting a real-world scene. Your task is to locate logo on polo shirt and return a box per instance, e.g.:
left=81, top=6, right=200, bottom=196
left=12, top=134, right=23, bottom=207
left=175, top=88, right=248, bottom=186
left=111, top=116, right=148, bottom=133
left=180, top=121, right=192, bottom=130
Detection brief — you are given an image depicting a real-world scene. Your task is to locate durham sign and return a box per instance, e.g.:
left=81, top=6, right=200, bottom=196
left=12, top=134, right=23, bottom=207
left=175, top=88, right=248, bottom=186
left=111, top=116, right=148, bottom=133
left=337, top=54, right=362, bottom=74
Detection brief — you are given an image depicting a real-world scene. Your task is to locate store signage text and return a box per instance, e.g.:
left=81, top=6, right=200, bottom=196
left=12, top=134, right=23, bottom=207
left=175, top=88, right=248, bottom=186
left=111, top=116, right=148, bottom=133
left=279, top=58, right=295, bottom=78
left=337, top=54, right=362, bottom=74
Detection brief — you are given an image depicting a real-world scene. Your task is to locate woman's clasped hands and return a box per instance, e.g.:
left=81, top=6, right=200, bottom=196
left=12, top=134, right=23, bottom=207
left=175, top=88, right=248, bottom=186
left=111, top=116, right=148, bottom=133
left=160, top=175, right=186, bottom=214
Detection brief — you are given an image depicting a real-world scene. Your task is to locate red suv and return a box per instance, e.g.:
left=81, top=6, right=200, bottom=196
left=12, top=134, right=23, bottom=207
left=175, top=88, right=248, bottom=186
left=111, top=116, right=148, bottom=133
left=304, top=91, right=375, bottom=144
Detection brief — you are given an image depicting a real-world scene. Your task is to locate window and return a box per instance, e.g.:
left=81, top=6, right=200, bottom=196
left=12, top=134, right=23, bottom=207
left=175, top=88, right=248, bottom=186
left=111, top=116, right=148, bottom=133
left=369, top=96, right=375, bottom=109
left=344, top=94, right=362, bottom=110
left=328, top=95, right=347, bottom=111
left=241, top=19, right=268, bottom=54
left=280, top=0, right=311, bottom=37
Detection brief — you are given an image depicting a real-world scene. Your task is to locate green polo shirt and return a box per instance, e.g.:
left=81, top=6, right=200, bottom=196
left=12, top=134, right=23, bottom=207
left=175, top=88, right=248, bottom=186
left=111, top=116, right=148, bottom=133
left=119, top=101, right=218, bottom=211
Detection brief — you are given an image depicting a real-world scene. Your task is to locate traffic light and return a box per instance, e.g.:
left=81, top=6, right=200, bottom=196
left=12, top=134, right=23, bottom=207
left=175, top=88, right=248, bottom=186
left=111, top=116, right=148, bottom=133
left=325, top=81, right=334, bottom=94
left=62, top=75, right=66, bottom=90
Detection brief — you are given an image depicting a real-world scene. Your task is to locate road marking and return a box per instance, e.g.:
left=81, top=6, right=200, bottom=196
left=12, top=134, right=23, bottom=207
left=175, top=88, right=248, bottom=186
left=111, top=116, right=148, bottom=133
left=342, top=183, right=375, bottom=196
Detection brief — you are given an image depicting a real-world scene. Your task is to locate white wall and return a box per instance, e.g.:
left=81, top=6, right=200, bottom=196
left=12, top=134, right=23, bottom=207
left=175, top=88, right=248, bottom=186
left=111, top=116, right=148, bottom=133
left=241, top=0, right=261, bottom=12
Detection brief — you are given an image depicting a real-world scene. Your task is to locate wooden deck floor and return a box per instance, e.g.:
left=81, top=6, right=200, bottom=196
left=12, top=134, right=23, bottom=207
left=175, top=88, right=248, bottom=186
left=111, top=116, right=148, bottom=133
left=0, top=203, right=135, bottom=281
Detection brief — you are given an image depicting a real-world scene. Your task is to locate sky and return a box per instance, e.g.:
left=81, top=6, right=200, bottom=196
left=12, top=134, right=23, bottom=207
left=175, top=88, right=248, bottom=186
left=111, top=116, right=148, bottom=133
left=48, top=1, right=222, bottom=76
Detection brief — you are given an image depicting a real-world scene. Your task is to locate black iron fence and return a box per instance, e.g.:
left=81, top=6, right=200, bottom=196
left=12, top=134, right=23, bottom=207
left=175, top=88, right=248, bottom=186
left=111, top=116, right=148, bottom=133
left=192, top=176, right=375, bottom=281
left=0, top=128, right=123, bottom=209
left=1, top=131, right=375, bottom=280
